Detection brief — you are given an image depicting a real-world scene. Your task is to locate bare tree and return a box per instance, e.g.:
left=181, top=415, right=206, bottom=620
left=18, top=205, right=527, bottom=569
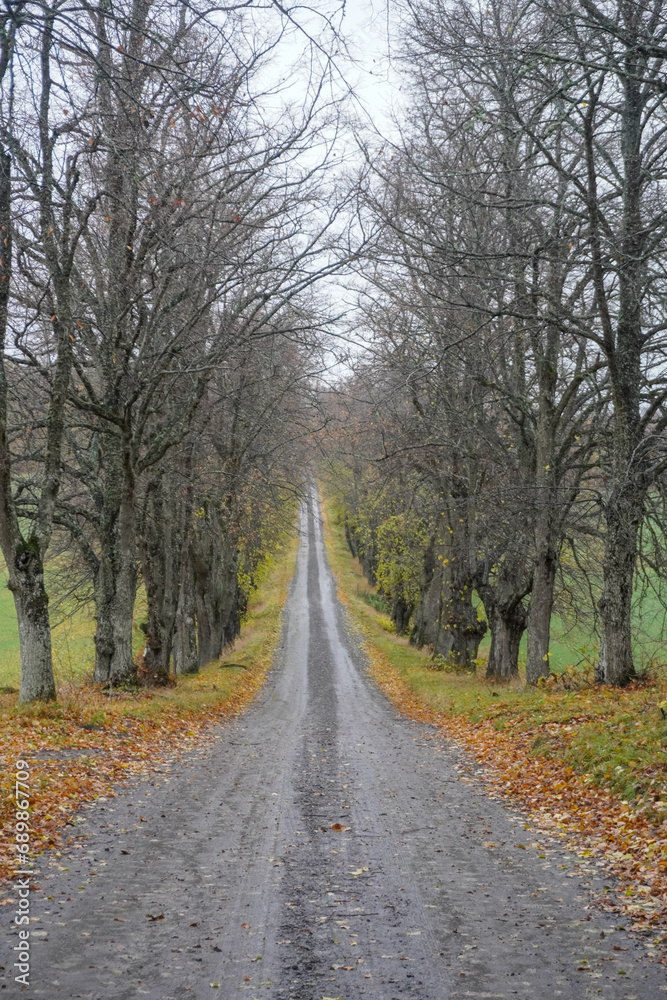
left=2, top=0, right=349, bottom=698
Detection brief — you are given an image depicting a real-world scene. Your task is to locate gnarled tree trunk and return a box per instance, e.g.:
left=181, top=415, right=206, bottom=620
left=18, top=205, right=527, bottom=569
left=477, top=562, right=531, bottom=681
left=526, top=517, right=557, bottom=684
left=93, top=435, right=138, bottom=685
left=596, top=482, right=642, bottom=685
left=436, top=583, right=487, bottom=670
left=484, top=598, right=527, bottom=681
left=10, top=547, right=56, bottom=703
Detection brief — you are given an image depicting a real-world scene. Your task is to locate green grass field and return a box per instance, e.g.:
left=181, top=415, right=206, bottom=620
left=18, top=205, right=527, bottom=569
left=355, top=543, right=667, bottom=678
left=0, top=565, right=147, bottom=689
left=476, top=590, right=667, bottom=679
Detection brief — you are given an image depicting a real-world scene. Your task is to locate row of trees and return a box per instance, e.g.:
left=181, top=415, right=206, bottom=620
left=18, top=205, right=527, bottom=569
left=1, top=0, right=342, bottom=702
left=327, top=0, right=667, bottom=687
left=6, top=0, right=667, bottom=699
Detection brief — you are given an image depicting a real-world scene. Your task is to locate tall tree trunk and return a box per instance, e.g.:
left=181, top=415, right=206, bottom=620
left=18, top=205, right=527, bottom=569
left=525, top=240, right=561, bottom=684
left=412, top=534, right=438, bottom=648
left=93, top=534, right=138, bottom=685
left=192, top=508, right=243, bottom=666
left=588, top=32, right=645, bottom=685
left=173, top=453, right=198, bottom=675
left=137, top=478, right=178, bottom=686
left=438, top=501, right=486, bottom=670
left=174, top=558, right=198, bottom=674
left=526, top=517, right=557, bottom=684
left=93, top=436, right=137, bottom=685
left=222, top=544, right=243, bottom=646
left=0, top=152, right=56, bottom=702
left=413, top=536, right=486, bottom=668
left=436, top=582, right=487, bottom=670
left=10, top=548, right=56, bottom=703
left=192, top=510, right=226, bottom=666
left=596, top=483, right=641, bottom=685
left=485, top=599, right=527, bottom=681
left=477, top=562, right=531, bottom=681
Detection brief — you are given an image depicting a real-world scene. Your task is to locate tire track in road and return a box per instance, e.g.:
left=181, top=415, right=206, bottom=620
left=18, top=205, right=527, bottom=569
left=4, top=489, right=664, bottom=999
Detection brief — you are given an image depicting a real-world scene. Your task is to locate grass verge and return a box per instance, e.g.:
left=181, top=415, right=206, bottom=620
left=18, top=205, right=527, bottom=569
left=321, top=490, right=667, bottom=939
left=0, top=531, right=299, bottom=886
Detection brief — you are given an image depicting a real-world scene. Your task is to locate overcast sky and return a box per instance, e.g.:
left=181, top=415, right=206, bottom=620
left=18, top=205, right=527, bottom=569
left=337, top=0, right=402, bottom=132
left=253, top=0, right=405, bottom=142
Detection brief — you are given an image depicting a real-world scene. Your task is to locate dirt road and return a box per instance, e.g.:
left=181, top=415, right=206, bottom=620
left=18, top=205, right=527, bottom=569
left=4, top=493, right=665, bottom=998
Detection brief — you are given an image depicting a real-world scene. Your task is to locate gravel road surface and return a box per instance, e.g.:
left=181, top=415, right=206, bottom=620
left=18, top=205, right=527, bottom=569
left=3, top=492, right=665, bottom=999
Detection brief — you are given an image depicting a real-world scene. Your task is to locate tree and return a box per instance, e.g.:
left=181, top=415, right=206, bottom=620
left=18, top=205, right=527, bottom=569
left=341, top=0, right=639, bottom=682
left=2, top=0, right=348, bottom=698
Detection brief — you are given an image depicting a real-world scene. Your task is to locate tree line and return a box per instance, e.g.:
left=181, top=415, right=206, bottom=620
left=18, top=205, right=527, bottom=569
left=327, top=0, right=667, bottom=688
left=0, top=0, right=344, bottom=703
left=5, top=0, right=667, bottom=702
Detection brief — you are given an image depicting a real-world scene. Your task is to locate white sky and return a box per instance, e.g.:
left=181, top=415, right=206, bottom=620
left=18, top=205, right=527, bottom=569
left=336, top=0, right=403, bottom=134
left=251, top=0, right=405, bottom=143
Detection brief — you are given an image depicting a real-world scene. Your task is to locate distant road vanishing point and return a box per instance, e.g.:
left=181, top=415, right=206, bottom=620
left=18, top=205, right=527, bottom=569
left=5, top=489, right=664, bottom=999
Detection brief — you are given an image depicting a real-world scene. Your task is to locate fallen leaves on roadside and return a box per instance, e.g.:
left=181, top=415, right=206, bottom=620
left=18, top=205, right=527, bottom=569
left=0, top=667, right=272, bottom=884
left=0, top=536, right=299, bottom=889
left=320, top=491, right=667, bottom=943
left=363, top=637, right=667, bottom=938
left=330, top=822, right=349, bottom=832
left=146, top=913, right=164, bottom=921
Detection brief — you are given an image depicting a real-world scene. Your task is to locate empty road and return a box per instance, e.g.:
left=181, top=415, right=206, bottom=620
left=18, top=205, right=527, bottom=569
left=4, top=491, right=664, bottom=999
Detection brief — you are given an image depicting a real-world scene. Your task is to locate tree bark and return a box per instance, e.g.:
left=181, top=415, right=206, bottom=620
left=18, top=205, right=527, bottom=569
left=584, top=16, right=645, bottom=685
left=93, top=434, right=138, bottom=685
left=436, top=583, right=487, bottom=670
left=596, top=483, right=641, bottom=685
left=485, top=599, right=527, bottom=681
left=174, top=558, right=198, bottom=674
left=10, top=548, right=56, bottom=703
left=0, top=152, right=57, bottom=702
left=137, top=478, right=178, bottom=685
left=413, top=537, right=486, bottom=669
left=439, top=503, right=486, bottom=669
left=412, top=535, right=438, bottom=647
left=93, top=539, right=138, bottom=685
left=526, top=520, right=557, bottom=684
left=476, top=559, right=531, bottom=681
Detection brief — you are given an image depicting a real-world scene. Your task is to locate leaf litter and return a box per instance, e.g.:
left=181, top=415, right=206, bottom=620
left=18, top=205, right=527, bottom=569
left=364, top=637, right=667, bottom=950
